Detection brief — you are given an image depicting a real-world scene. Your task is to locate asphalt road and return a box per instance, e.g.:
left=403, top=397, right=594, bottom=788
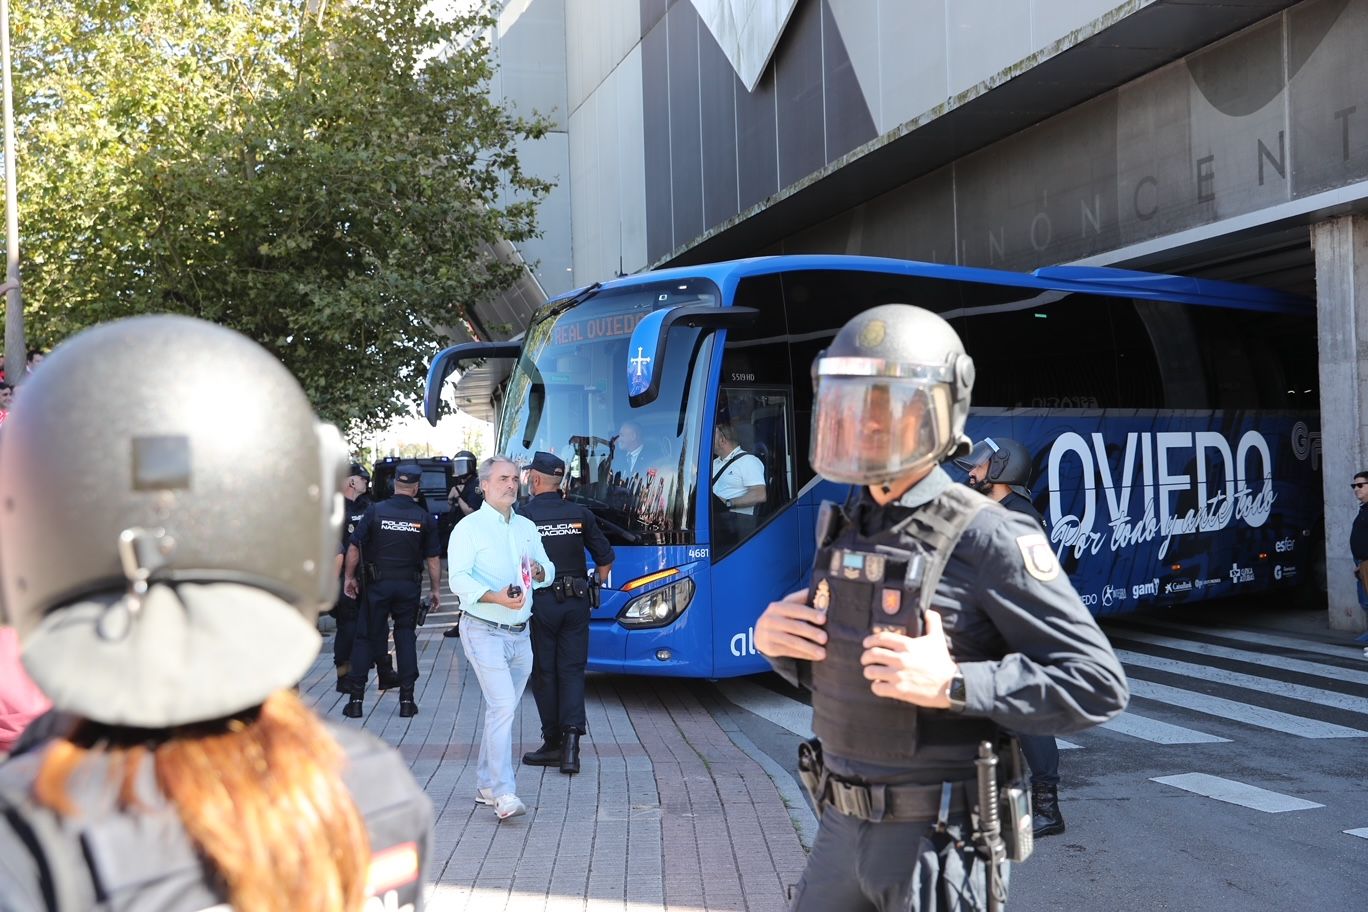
left=700, top=600, right=1368, bottom=912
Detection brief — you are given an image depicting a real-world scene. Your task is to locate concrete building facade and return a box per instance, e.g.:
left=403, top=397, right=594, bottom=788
left=485, top=0, right=1368, bottom=630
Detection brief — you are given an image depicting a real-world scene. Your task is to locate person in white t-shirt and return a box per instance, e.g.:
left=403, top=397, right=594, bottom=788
left=712, top=423, right=766, bottom=541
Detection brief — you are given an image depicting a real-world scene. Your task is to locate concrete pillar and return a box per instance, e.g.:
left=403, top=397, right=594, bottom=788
left=1311, top=215, right=1368, bottom=634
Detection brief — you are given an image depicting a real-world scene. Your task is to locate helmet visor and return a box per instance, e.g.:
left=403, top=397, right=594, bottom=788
left=810, top=377, right=952, bottom=484
left=952, top=438, right=999, bottom=473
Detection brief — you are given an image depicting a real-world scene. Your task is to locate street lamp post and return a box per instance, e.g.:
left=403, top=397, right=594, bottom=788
left=0, top=0, right=24, bottom=386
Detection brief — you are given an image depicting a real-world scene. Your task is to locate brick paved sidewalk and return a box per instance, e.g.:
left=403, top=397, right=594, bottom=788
left=303, top=619, right=808, bottom=912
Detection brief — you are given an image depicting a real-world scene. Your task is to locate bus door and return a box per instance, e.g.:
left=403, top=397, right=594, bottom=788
left=709, top=383, right=801, bottom=673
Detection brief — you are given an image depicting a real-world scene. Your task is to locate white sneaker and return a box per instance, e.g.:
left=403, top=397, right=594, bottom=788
left=475, top=787, right=495, bottom=806
left=494, top=794, right=526, bottom=820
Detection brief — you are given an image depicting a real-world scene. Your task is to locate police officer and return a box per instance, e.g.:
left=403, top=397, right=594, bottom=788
left=333, top=462, right=374, bottom=691
left=954, top=437, right=1066, bottom=839
left=444, top=449, right=484, bottom=638
left=0, top=315, right=431, bottom=909
left=343, top=463, right=442, bottom=719
left=754, top=305, right=1128, bottom=912
left=518, top=451, right=614, bottom=774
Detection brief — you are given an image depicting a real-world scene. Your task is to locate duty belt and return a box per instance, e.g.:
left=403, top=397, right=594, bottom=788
left=798, top=739, right=974, bottom=822
left=367, top=564, right=421, bottom=583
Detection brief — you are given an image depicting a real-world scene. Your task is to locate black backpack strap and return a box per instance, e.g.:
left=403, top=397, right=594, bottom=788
left=711, top=451, right=747, bottom=484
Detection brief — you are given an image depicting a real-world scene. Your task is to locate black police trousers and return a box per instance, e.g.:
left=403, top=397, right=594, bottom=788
left=334, top=591, right=391, bottom=673
left=790, top=806, right=1001, bottom=912
left=346, top=580, right=419, bottom=691
left=529, top=590, right=590, bottom=737
left=1017, top=733, right=1060, bottom=788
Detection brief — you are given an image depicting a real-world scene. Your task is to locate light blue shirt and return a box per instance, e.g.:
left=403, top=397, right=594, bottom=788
left=448, top=500, right=554, bottom=626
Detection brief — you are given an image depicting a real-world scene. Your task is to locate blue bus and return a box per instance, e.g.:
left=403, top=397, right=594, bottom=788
left=425, top=256, right=1320, bottom=678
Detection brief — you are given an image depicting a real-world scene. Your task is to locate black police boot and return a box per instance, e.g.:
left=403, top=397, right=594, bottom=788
left=1031, top=783, right=1066, bottom=838
left=398, top=687, right=418, bottom=718
left=342, top=688, right=364, bottom=719
left=334, top=662, right=351, bottom=694
left=522, top=735, right=561, bottom=766
left=560, top=730, right=581, bottom=775
left=376, top=654, right=400, bottom=690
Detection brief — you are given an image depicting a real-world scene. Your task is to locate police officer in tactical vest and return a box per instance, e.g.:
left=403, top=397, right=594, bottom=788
left=343, top=463, right=442, bottom=719
left=954, top=436, right=1066, bottom=839
left=0, top=315, right=432, bottom=910
left=331, top=462, right=398, bottom=692
left=754, top=304, right=1128, bottom=912
left=518, top=452, right=615, bottom=774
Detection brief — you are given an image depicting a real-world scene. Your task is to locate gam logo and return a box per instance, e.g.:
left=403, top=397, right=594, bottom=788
left=1132, top=579, right=1159, bottom=598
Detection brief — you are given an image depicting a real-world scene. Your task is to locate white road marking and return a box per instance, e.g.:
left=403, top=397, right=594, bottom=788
left=1125, top=620, right=1363, bottom=661
left=1109, top=629, right=1368, bottom=686
left=1150, top=773, right=1324, bottom=813
left=717, top=679, right=813, bottom=738
left=1127, top=679, right=1368, bottom=738
left=1098, top=712, right=1230, bottom=744
left=1115, top=649, right=1368, bottom=716
left=1055, top=739, right=1082, bottom=750
left=1343, top=828, right=1368, bottom=839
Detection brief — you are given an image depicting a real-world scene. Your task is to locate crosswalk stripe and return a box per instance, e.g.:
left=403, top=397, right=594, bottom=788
left=1151, top=773, right=1324, bottom=812
left=1343, top=828, right=1368, bottom=839
left=1121, top=619, right=1363, bottom=661
left=1128, top=679, right=1368, bottom=738
left=718, top=680, right=813, bottom=738
left=1098, top=712, right=1230, bottom=744
left=1115, top=649, right=1368, bottom=716
left=1109, top=629, right=1368, bottom=687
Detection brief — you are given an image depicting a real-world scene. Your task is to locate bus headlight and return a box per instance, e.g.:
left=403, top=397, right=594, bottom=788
left=618, top=578, right=695, bottom=629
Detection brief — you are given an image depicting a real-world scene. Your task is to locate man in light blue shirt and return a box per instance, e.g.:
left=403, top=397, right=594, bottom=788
left=449, top=456, right=554, bottom=820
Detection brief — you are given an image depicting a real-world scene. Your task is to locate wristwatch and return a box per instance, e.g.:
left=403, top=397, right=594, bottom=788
left=725, top=498, right=733, bottom=509
left=946, top=672, right=967, bottom=713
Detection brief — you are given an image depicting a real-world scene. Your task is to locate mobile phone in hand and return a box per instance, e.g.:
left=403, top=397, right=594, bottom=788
left=507, top=584, right=523, bottom=599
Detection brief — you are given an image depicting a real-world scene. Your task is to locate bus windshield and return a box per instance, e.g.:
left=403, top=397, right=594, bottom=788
left=497, top=277, right=720, bottom=546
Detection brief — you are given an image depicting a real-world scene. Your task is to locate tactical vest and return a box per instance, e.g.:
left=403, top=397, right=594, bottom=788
left=521, top=496, right=589, bottom=578
left=369, top=496, right=427, bottom=573
left=0, top=722, right=430, bottom=911
left=809, top=483, right=1001, bottom=765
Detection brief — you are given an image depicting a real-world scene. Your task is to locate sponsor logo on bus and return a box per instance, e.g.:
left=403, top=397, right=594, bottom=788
left=1193, top=578, right=1222, bottom=589
left=730, top=627, right=758, bottom=657
left=1229, top=562, right=1255, bottom=584
left=1164, top=579, right=1193, bottom=594
left=1274, top=565, right=1297, bottom=581
left=1132, top=578, right=1159, bottom=597
left=1079, top=592, right=1098, bottom=606
left=1101, top=584, right=1128, bottom=607
left=1275, top=537, right=1296, bottom=553
left=1048, top=430, right=1276, bottom=561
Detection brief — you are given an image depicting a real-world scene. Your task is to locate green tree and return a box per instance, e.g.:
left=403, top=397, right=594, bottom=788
left=3, top=0, right=548, bottom=434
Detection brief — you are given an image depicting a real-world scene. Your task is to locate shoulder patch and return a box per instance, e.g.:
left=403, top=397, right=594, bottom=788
left=1015, top=533, right=1060, bottom=581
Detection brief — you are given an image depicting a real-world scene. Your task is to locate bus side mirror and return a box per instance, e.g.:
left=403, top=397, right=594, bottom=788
left=626, top=305, right=759, bottom=407
left=424, top=341, right=521, bottom=425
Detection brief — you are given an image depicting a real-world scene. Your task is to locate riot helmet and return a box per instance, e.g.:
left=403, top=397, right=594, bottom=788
left=453, top=449, right=477, bottom=479
left=810, top=304, right=974, bottom=485
left=954, top=436, right=1034, bottom=499
left=0, top=315, right=348, bottom=728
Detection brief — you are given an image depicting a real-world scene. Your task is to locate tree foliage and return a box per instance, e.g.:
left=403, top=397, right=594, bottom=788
left=3, top=0, right=548, bottom=434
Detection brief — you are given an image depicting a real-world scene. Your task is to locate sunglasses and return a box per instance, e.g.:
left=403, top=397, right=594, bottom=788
left=1353, top=482, right=1368, bottom=489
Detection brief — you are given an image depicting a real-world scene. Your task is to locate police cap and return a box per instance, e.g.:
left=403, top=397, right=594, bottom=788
left=395, top=463, right=422, bottom=484
left=349, top=462, right=371, bottom=480
left=530, top=451, right=566, bottom=477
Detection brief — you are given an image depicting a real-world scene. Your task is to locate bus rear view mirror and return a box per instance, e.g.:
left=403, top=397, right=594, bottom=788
left=626, top=304, right=759, bottom=407
left=424, top=341, right=521, bottom=426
